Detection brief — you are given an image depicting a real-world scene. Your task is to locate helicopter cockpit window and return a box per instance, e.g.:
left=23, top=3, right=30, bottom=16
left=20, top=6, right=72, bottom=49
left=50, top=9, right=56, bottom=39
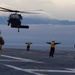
left=9, top=14, right=20, bottom=19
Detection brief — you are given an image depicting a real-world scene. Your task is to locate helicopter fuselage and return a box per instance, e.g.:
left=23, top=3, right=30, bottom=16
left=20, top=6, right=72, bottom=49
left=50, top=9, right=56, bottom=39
left=7, top=14, right=29, bottom=32
left=7, top=14, right=22, bottom=27
left=0, top=7, right=36, bottom=32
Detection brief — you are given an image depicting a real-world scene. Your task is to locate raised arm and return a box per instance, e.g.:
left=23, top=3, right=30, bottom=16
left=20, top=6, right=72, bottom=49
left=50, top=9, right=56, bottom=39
left=25, top=43, right=32, bottom=44
left=46, top=42, right=51, bottom=44
left=55, top=43, right=61, bottom=45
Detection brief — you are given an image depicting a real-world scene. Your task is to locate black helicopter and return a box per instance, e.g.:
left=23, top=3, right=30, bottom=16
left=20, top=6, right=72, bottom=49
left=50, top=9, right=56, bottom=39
left=0, top=7, right=40, bottom=32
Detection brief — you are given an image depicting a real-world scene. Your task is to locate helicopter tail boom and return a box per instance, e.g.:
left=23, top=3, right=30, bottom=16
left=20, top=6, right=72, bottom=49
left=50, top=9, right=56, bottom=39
left=11, top=25, right=29, bottom=29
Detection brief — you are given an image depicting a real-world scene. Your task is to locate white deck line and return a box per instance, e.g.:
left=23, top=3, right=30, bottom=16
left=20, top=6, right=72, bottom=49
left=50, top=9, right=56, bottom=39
left=4, top=64, right=75, bottom=74
left=1, top=54, right=44, bottom=63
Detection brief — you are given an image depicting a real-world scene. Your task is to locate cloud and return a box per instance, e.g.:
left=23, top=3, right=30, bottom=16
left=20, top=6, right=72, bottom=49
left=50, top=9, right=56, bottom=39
left=52, top=0, right=75, bottom=6
left=0, top=0, right=75, bottom=20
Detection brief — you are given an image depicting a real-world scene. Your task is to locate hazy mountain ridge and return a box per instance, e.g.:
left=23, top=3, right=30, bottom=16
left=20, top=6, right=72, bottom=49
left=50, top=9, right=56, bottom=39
left=0, top=16, right=75, bottom=25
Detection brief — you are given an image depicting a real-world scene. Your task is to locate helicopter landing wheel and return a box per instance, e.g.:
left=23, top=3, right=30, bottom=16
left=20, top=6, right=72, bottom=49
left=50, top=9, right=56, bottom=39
left=18, top=28, right=20, bottom=32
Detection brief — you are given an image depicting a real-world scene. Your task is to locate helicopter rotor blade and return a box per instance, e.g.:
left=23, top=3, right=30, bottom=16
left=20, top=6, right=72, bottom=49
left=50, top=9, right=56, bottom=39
left=9, top=10, right=39, bottom=14
left=0, top=7, right=40, bottom=14
left=0, top=10, right=10, bottom=12
left=0, top=7, right=14, bottom=12
left=0, top=7, right=19, bottom=12
left=26, top=9, right=43, bottom=11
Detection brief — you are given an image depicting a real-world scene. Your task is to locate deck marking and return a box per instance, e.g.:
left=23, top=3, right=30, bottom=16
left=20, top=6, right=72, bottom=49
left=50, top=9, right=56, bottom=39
left=1, top=54, right=44, bottom=63
left=4, top=64, right=75, bottom=74
left=4, top=64, right=45, bottom=75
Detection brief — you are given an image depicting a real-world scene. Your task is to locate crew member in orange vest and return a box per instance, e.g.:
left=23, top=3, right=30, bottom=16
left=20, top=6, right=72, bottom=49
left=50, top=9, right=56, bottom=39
left=47, top=40, right=60, bottom=57
left=26, top=42, right=32, bottom=51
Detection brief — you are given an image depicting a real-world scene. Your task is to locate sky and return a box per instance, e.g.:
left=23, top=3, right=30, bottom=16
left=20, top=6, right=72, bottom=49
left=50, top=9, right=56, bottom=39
left=0, top=0, right=75, bottom=46
left=0, top=0, right=75, bottom=21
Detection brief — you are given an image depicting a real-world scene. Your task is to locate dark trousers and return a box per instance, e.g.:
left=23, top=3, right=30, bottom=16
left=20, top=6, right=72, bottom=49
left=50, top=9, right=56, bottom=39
left=27, top=46, right=30, bottom=51
left=49, top=48, right=55, bottom=57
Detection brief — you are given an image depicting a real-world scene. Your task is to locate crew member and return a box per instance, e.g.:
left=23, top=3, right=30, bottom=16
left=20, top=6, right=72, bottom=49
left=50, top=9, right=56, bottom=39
left=74, top=45, right=75, bottom=47
left=25, top=42, right=32, bottom=51
left=0, top=35, right=4, bottom=50
left=47, top=40, right=61, bottom=57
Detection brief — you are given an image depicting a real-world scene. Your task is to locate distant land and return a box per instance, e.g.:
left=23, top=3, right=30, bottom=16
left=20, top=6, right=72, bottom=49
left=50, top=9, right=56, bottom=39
left=0, top=15, right=75, bottom=25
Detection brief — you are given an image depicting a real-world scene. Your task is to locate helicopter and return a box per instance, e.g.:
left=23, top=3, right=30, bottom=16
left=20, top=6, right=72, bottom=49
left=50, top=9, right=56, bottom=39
left=0, top=7, right=41, bottom=32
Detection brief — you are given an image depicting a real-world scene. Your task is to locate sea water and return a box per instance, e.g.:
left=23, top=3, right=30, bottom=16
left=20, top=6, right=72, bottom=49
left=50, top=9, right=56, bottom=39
left=2, top=44, right=75, bottom=51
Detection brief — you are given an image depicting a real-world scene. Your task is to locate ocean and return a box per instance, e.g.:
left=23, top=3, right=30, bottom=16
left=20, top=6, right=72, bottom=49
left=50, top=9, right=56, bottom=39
left=1, top=24, right=75, bottom=50
left=2, top=44, right=75, bottom=51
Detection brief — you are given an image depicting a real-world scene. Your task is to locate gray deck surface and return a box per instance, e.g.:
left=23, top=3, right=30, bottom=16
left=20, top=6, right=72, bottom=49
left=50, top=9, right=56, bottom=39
left=0, top=48, right=75, bottom=75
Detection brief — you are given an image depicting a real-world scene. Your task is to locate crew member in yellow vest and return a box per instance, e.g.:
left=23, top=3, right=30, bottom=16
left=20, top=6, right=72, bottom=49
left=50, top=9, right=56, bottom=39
left=0, top=35, right=4, bottom=50
left=26, top=42, right=32, bottom=51
left=47, top=40, right=60, bottom=57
